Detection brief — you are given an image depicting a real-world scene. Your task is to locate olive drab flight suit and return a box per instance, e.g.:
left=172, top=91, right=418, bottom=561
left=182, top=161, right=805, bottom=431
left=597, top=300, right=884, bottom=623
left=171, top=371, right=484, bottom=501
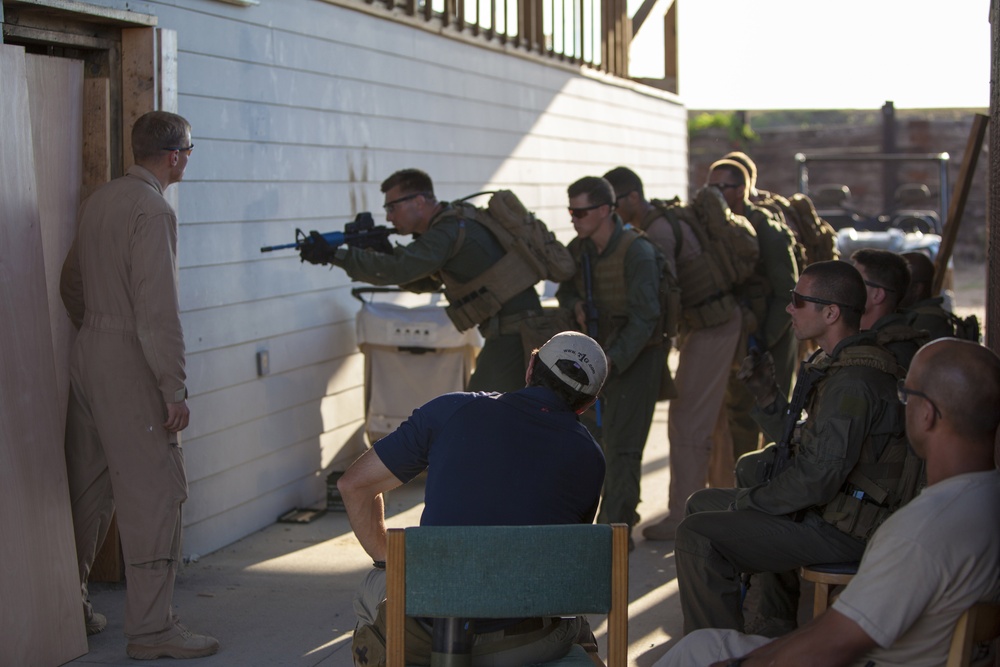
left=557, top=217, right=665, bottom=529
left=61, top=165, right=189, bottom=642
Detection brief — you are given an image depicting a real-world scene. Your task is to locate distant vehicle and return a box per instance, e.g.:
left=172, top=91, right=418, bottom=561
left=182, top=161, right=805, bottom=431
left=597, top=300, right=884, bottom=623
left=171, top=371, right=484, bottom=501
left=796, top=152, right=954, bottom=292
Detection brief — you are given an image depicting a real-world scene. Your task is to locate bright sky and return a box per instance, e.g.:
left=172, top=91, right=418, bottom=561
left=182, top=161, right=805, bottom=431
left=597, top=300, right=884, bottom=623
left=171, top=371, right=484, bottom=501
left=630, top=0, right=992, bottom=110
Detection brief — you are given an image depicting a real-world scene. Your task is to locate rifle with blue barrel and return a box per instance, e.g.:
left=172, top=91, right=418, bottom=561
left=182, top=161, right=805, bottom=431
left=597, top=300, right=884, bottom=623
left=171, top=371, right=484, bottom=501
left=260, top=212, right=393, bottom=262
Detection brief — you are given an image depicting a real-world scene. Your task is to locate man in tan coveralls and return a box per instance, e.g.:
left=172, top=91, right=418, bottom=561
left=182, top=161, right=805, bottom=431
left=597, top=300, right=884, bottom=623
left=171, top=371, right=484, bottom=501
left=60, top=111, right=219, bottom=660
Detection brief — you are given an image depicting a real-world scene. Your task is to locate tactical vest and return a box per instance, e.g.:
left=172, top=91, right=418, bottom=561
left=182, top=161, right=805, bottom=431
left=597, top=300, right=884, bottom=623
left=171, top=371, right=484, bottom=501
left=801, top=344, right=923, bottom=541
left=873, top=313, right=931, bottom=369
left=649, top=198, right=743, bottom=331
left=431, top=201, right=555, bottom=332
left=570, top=227, right=666, bottom=348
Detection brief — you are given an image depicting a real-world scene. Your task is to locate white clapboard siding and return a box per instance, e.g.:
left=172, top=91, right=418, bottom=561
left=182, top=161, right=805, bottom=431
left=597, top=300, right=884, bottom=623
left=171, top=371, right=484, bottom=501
left=117, top=0, right=688, bottom=556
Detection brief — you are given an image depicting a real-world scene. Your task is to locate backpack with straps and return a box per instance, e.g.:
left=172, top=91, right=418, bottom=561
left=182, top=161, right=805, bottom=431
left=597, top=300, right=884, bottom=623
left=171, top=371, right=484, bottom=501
left=950, top=313, right=981, bottom=342
left=651, top=188, right=758, bottom=293
left=758, top=190, right=840, bottom=266
left=433, top=190, right=575, bottom=331
left=690, top=185, right=759, bottom=288
left=456, top=190, right=576, bottom=282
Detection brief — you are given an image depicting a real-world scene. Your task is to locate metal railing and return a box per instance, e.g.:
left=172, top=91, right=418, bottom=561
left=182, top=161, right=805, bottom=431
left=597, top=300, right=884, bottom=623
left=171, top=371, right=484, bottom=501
left=363, top=0, right=630, bottom=77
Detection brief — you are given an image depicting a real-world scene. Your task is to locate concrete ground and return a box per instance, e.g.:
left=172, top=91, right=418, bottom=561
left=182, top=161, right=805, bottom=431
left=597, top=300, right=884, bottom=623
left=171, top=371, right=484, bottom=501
left=71, top=399, right=817, bottom=667
left=61, top=263, right=989, bottom=666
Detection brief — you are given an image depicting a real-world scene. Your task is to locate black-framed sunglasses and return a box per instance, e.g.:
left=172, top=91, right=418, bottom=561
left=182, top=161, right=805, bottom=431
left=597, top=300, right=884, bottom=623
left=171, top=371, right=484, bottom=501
left=897, top=379, right=942, bottom=418
left=615, top=191, right=634, bottom=202
left=710, top=182, right=741, bottom=191
left=163, top=144, right=194, bottom=155
left=568, top=203, right=607, bottom=219
left=789, top=290, right=863, bottom=314
left=383, top=192, right=427, bottom=213
left=864, top=280, right=895, bottom=293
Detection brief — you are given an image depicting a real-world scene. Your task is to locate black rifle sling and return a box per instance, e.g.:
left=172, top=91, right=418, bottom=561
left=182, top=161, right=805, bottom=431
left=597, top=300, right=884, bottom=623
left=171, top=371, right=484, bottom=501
left=767, top=351, right=827, bottom=481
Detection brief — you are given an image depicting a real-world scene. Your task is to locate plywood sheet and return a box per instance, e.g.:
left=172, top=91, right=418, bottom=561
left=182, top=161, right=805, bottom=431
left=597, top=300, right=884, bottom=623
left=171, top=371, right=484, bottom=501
left=26, top=53, right=84, bottom=418
left=0, top=44, right=88, bottom=666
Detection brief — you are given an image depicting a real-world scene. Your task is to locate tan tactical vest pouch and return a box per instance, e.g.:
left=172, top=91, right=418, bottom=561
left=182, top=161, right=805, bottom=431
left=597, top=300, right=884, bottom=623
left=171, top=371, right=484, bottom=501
left=675, top=245, right=740, bottom=331
left=440, top=247, right=540, bottom=332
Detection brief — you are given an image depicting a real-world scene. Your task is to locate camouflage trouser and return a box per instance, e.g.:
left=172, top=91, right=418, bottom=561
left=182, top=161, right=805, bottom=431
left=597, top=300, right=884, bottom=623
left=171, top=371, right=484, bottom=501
left=674, top=473, right=865, bottom=635
left=588, top=343, right=666, bottom=527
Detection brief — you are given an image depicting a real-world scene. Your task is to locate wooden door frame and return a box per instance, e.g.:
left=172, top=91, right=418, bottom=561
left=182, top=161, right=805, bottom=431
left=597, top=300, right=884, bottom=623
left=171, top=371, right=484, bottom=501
left=1, top=0, right=177, bottom=581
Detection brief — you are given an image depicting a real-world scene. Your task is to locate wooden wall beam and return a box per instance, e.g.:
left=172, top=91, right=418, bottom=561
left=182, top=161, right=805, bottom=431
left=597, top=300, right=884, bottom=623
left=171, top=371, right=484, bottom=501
left=121, top=27, right=157, bottom=171
left=82, top=76, right=111, bottom=199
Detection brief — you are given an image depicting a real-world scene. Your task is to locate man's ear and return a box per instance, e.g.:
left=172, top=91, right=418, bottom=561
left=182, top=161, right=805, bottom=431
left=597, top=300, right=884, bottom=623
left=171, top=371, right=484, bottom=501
left=575, top=396, right=597, bottom=415
left=525, top=353, right=536, bottom=387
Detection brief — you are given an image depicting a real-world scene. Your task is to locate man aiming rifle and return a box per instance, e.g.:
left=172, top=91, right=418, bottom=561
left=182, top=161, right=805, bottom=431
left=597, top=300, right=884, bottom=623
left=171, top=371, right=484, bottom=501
left=289, top=168, right=547, bottom=394
left=260, top=212, right=393, bottom=255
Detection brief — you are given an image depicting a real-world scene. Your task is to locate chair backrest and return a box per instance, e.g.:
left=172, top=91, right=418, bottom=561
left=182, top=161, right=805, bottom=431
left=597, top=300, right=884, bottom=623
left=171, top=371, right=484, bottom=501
left=385, top=523, right=629, bottom=667
left=945, top=602, right=1000, bottom=667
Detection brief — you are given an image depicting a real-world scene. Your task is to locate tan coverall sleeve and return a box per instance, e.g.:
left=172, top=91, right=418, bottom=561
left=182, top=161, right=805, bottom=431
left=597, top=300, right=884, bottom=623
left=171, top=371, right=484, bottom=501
left=131, top=210, right=187, bottom=404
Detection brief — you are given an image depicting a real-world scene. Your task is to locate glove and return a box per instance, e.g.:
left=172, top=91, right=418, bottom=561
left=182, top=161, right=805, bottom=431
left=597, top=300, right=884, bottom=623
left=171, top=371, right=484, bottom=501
left=299, top=231, right=338, bottom=265
left=737, top=348, right=778, bottom=407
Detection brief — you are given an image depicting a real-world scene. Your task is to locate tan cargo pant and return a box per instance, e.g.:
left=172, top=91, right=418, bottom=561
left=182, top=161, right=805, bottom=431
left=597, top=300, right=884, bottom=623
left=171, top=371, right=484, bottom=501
left=64, top=324, right=188, bottom=641
left=666, top=304, right=742, bottom=517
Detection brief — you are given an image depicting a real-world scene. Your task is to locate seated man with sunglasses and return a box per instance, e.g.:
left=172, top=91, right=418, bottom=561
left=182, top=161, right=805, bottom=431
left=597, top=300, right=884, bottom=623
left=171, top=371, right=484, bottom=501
left=852, top=248, right=928, bottom=369
left=656, top=337, right=1000, bottom=667
left=673, top=260, right=913, bottom=639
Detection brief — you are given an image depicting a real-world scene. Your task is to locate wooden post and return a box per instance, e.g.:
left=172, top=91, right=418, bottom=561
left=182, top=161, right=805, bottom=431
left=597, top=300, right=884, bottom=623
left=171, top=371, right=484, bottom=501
left=932, top=114, right=989, bottom=296
left=663, top=2, right=678, bottom=93
left=989, top=0, right=1000, bottom=357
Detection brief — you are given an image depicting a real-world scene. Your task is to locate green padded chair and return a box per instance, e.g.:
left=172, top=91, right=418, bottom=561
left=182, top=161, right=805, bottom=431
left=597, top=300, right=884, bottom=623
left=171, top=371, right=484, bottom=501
left=385, top=523, right=629, bottom=667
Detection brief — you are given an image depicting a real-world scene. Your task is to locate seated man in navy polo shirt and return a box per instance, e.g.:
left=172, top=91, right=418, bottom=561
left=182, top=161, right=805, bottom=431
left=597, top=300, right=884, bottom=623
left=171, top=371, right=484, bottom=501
left=339, top=331, right=609, bottom=667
